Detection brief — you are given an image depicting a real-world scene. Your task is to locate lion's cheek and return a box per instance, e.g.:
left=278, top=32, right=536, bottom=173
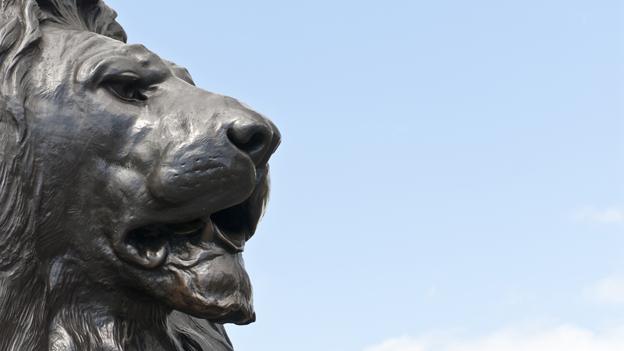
left=164, top=254, right=255, bottom=324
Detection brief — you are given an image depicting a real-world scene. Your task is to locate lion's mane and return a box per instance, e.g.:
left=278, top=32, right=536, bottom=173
left=0, top=0, right=124, bottom=270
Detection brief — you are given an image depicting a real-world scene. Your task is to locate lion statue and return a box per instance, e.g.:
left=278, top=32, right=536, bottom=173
left=0, top=0, right=281, bottom=350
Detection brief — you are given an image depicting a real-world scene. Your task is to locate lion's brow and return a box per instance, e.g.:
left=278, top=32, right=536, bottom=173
left=121, top=44, right=170, bottom=72
left=76, top=44, right=171, bottom=86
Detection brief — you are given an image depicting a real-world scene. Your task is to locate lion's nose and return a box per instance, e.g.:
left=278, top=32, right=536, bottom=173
left=227, top=117, right=279, bottom=167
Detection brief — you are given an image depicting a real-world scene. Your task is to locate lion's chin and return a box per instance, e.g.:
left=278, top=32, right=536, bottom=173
left=165, top=253, right=256, bottom=325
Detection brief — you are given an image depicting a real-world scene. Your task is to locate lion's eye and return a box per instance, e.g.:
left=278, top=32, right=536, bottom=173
left=103, top=76, right=150, bottom=103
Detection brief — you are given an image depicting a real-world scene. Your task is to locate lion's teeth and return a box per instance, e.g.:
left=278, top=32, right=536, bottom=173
left=144, top=246, right=168, bottom=269
left=173, top=228, right=199, bottom=235
left=201, top=221, right=215, bottom=241
left=214, top=225, right=245, bottom=253
left=169, top=220, right=204, bottom=236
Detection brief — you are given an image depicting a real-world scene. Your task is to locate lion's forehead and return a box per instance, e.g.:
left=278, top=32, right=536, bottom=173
left=38, top=27, right=170, bottom=85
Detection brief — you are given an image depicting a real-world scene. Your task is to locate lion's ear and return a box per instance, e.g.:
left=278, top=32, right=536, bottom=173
left=82, top=1, right=127, bottom=42
left=35, top=0, right=127, bottom=42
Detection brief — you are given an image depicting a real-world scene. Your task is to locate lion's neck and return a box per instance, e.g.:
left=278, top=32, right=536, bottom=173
left=48, top=302, right=179, bottom=351
left=48, top=287, right=178, bottom=351
left=0, top=258, right=233, bottom=351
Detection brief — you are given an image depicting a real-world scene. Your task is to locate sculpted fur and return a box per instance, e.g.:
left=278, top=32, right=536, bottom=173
left=0, top=1, right=280, bottom=350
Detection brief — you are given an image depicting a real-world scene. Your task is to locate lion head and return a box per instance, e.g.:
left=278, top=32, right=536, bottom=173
left=0, top=0, right=280, bottom=349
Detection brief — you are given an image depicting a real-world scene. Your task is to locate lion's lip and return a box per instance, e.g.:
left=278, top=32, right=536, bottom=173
left=120, top=218, right=215, bottom=269
left=115, top=176, right=265, bottom=269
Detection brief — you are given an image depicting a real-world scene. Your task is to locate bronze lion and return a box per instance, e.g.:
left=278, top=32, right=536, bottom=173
left=0, top=0, right=280, bottom=350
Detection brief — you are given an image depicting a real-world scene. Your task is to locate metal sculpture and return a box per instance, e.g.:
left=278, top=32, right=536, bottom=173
left=0, top=1, right=280, bottom=350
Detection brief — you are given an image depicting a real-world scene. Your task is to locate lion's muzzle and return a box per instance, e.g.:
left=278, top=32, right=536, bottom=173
left=114, top=95, right=280, bottom=270
left=147, top=104, right=280, bottom=207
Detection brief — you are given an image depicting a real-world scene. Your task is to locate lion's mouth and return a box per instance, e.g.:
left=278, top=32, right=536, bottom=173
left=119, top=196, right=259, bottom=269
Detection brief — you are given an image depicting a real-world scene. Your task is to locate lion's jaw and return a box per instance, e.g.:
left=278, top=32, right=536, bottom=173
left=22, top=25, right=279, bottom=331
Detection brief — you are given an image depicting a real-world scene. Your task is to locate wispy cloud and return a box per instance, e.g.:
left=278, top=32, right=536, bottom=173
left=586, top=276, right=624, bottom=305
left=364, top=325, right=624, bottom=351
left=574, top=207, right=624, bottom=224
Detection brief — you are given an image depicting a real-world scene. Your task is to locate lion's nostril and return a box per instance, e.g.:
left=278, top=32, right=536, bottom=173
left=227, top=119, right=273, bottom=166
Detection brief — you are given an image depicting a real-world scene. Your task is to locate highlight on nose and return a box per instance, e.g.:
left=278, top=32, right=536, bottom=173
left=227, top=118, right=274, bottom=166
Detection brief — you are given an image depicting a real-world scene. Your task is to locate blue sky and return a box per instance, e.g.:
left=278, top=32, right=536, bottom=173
left=106, top=1, right=623, bottom=350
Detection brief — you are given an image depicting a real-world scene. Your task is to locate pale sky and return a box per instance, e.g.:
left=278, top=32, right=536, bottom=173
left=106, top=1, right=623, bottom=350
